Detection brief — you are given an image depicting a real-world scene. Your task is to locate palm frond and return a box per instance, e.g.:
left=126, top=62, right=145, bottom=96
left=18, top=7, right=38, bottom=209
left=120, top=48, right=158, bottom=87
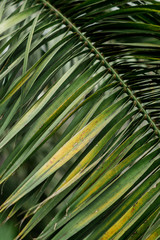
left=0, top=0, right=159, bottom=239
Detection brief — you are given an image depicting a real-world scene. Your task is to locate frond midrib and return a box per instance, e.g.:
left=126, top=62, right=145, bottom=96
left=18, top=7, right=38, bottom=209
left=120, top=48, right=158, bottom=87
left=40, top=0, right=160, bottom=138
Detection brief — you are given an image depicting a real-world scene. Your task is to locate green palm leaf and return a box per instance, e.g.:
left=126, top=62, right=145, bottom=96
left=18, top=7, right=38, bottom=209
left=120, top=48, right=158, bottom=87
left=0, top=0, right=159, bottom=239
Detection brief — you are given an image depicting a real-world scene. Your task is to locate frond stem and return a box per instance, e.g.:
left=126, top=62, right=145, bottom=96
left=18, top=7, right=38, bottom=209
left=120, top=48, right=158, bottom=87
left=40, top=0, right=160, bottom=137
